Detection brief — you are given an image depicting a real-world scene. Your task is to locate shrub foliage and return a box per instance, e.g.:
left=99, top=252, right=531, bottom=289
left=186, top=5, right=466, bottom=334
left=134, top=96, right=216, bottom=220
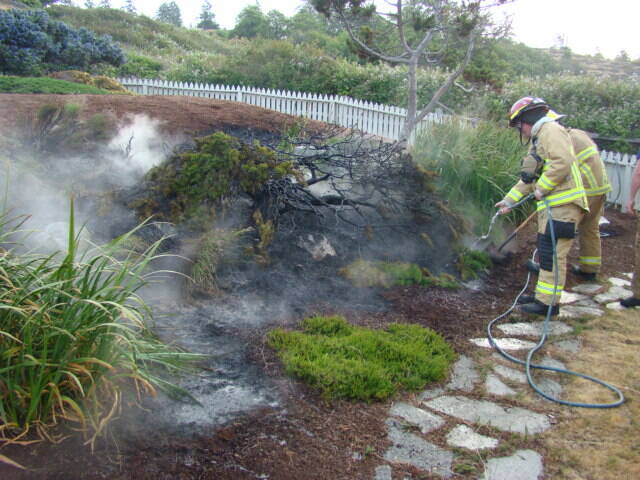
left=268, top=316, right=455, bottom=401
left=0, top=9, right=125, bottom=76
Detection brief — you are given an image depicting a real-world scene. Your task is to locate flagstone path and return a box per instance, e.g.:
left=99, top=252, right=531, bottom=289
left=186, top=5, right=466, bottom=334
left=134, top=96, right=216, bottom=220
left=374, top=273, right=634, bottom=479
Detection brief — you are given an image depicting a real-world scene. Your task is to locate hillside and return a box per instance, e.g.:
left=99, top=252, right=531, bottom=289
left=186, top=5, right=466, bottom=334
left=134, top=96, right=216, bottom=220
left=547, top=48, right=640, bottom=79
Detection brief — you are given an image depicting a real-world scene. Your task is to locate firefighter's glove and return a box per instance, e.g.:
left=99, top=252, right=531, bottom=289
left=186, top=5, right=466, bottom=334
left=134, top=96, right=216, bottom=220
left=495, top=199, right=513, bottom=215
left=534, top=188, right=544, bottom=201
left=520, top=153, right=543, bottom=184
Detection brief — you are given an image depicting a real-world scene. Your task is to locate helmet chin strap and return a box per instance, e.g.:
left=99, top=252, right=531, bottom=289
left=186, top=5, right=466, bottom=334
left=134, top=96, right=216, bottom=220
left=517, top=124, right=531, bottom=146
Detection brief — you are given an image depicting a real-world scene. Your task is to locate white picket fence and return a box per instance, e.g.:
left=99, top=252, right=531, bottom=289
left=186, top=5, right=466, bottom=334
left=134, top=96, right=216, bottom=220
left=117, top=77, right=638, bottom=210
left=602, top=151, right=639, bottom=211
left=116, top=77, right=451, bottom=142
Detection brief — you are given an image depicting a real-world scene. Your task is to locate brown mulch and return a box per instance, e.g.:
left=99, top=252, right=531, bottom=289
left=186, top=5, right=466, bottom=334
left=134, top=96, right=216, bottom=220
left=0, top=94, right=636, bottom=480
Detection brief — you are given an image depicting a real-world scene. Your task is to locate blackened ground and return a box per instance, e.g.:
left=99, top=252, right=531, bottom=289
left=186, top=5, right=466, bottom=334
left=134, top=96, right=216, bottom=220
left=1, top=208, right=633, bottom=480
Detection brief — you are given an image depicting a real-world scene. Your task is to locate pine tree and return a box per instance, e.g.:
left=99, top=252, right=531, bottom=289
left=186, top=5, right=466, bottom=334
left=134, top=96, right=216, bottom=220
left=84, top=0, right=94, bottom=7
left=197, top=0, right=219, bottom=30
left=98, top=0, right=111, bottom=8
left=156, top=1, right=182, bottom=27
left=123, top=0, right=136, bottom=14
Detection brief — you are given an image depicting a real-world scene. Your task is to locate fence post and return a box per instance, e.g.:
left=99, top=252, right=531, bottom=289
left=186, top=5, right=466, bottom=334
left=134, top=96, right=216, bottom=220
left=237, top=88, right=243, bottom=103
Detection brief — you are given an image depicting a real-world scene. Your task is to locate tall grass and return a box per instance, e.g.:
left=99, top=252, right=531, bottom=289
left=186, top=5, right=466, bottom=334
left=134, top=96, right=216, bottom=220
left=0, top=201, right=202, bottom=448
left=412, top=120, right=531, bottom=234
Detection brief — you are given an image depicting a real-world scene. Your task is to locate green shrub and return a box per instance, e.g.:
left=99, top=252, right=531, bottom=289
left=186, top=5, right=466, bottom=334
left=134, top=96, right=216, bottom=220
left=268, top=316, right=455, bottom=401
left=490, top=74, right=640, bottom=153
left=116, top=54, right=164, bottom=78
left=0, top=75, right=111, bottom=94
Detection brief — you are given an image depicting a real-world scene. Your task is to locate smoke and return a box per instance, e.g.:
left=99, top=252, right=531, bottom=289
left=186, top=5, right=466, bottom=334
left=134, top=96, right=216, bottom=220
left=106, top=114, right=179, bottom=185
left=1, top=113, right=180, bottom=254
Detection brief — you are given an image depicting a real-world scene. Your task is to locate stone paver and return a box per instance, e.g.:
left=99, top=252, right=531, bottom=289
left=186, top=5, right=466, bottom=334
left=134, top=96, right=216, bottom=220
left=534, top=377, right=562, bottom=401
left=374, top=465, right=392, bottom=480
left=538, top=356, right=566, bottom=370
left=384, top=420, right=453, bottom=478
left=420, top=387, right=445, bottom=401
left=389, top=402, right=445, bottom=434
left=608, top=276, right=631, bottom=288
left=560, top=291, right=588, bottom=304
left=485, top=374, right=516, bottom=396
left=445, top=355, right=480, bottom=392
left=606, top=301, right=625, bottom=310
left=470, top=338, right=537, bottom=350
left=481, top=450, right=543, bottom=480
left=573, top=298, right=600, bottom=308
left=559, top=305, right=603, bottom=318
left=423, top=396, right=551, bottom=434
left=496, top=321, right=572, bottom=337
left=594, top=285, right=633, bottom=304
left=570, top=283, right=604, bottom=295
left=445, top=425, right=498, bottom=450
left=493, top=364, right=527, bottom=384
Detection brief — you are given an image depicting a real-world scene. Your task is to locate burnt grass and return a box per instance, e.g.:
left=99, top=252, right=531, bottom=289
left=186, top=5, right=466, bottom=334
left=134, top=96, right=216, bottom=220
left=1, top=95, right=637, bottom=480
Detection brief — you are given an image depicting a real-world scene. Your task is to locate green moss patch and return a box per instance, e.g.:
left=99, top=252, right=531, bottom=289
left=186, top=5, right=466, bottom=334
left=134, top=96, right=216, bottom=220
left=341, top=259, right=458, bottom=288
left=268, top=315, right=455, bottom=401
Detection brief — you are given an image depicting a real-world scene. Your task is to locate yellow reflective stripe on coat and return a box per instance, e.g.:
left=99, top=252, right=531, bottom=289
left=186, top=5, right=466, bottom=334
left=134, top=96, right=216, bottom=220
left=537, top=173, right=557, bottom=191
left=585, top=184, right=612, bottom=196
left=536, top=188, right=586, bottom=211
left=579, top=163, right=598, bottom=190
left=579, top=256, right=601, bottom=265
left=576, top=146, right=598, bottom=161
left=536, top=280, right=564, bottom=297
left=507, top=188, right=524, bottom=203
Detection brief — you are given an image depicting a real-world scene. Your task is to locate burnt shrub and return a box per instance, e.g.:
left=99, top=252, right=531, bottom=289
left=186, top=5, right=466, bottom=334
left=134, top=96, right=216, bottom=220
left=0, top=9, right=125, bottom=76
left=132, top=132, right=302, bottom=228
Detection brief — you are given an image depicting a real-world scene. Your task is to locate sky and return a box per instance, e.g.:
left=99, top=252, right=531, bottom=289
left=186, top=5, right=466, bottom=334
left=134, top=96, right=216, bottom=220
left=73, top=0, right=639, bottom=60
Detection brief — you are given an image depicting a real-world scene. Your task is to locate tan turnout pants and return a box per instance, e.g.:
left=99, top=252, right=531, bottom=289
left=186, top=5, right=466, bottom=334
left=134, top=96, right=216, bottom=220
left=577, top=194, right=605, bottom=274
left=535, top=203, right=585, bottom=306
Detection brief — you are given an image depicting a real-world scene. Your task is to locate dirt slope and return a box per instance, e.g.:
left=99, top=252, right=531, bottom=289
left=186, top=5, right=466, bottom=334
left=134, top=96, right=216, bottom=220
left=0, top=94, right=323, bottom=138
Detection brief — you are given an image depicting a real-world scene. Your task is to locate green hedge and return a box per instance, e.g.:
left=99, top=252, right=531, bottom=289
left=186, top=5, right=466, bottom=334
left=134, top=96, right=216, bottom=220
left=0, top=75, right=111, bottom=94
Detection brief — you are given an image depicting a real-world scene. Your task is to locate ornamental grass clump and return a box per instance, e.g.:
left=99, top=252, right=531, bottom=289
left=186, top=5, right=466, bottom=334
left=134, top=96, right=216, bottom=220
left=0, top=202, right=202, bottom=449
left=268, top=315, right=455, bottom=401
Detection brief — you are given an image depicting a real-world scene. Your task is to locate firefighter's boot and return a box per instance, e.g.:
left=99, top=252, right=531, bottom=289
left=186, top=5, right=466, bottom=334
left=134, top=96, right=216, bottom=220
left=519, top=300, right=559, bottom=316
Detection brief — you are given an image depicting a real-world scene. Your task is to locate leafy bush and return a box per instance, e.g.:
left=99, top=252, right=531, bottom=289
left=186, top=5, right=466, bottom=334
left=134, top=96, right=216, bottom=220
left=0, top=204, right=202, bottom=444
left=0, top=75, right=110, bottom=94
left=268, top=316, right=455, bottom=401
left=0, top=9, right=125, bottom=76
left=116, top=53, right=164, bottom=78
left=489, top=74, right=640, bottom=152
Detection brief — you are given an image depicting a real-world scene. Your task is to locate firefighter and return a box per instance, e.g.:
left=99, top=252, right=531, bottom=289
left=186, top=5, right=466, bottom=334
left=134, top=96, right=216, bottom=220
left=568, top=128, right=611, bottom=280
left=527, top=128, right=611, bottom=280
left=495, top=97, right=588, bottom=316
